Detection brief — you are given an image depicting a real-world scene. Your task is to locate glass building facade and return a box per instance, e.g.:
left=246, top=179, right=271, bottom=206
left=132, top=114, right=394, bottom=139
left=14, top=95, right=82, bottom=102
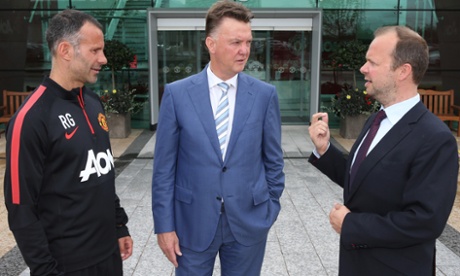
left=1, top=0, right=459, bottom=129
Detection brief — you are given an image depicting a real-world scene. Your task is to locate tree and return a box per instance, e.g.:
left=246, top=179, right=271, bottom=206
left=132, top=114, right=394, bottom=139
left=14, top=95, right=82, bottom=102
left=103, top=39, right=134, bottom=91
left=101, top=40, right=143, bottom=115
left=329, top=40, right=368, bottom=88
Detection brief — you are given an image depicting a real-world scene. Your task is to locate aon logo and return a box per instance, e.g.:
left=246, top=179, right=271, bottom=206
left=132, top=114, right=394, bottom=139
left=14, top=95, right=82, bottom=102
left=79, top=149, right=114, bottom=182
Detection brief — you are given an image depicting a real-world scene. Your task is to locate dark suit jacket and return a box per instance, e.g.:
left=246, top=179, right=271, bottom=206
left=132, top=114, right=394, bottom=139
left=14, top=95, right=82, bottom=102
left=152, top=68, right=285, bottom=252
left=310, top=102, right=458, bottom=275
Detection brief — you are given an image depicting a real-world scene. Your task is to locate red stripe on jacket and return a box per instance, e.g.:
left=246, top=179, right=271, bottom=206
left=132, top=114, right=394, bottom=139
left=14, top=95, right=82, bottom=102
left=11, top=85, right=46, bottom=204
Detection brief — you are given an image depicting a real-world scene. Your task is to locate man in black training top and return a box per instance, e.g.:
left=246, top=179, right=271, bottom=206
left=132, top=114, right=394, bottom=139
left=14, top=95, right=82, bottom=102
left=4, top=9, right=133, bottom=276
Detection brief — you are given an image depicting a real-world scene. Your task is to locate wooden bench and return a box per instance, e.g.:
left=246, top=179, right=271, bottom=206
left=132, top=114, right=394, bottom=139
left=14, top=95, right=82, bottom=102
left=0, top=90, right=31, bottom=136
left=418, top=88, right=460, bottom=136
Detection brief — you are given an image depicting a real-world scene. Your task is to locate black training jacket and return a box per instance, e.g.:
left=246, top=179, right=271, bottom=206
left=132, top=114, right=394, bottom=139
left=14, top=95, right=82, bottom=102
left=3, top=77, right=129, bottom=275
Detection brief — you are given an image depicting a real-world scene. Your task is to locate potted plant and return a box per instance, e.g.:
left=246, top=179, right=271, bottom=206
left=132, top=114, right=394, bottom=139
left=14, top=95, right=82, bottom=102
left=100, top=88, right=145, bottom=113
left=321, top=39, right=369, bottom=130
left=101, top=39, right=138, bottom=138
left=328, top=84, right=380, bottom=139
left=104, top=39, right=134, bottom=92
left=324, top=39, right=379, bottom=138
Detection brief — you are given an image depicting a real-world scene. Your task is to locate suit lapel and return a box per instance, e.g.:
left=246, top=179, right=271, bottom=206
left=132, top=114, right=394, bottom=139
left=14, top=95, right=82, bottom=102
left=225, top=74, right=256, bottom=162
left=345, top=103, right=427, bottom=203
left=187, top=70, right=223, bottom=161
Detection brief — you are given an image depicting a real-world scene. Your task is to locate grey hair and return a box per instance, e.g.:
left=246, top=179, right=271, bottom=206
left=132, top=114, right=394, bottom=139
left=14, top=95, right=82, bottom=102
left=46, top=9, right=103, bottom=56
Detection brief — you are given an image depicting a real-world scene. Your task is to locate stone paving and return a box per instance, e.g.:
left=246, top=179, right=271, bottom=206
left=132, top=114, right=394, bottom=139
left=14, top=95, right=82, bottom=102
left=5, top=126, right=460, bottom=275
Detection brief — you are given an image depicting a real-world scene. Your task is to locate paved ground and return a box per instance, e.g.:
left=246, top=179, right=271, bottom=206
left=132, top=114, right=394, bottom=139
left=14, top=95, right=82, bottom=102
left=2, top=126, right=460, bottom=275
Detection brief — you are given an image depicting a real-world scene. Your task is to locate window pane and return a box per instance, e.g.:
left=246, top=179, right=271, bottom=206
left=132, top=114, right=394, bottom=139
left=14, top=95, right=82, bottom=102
left=402, top=0, right=436, bottom=9
left=319, top=0, right=398, bottom=9
left=156, top=0, right=316, bottom=8
left=248, top=31, right=312, bottom=123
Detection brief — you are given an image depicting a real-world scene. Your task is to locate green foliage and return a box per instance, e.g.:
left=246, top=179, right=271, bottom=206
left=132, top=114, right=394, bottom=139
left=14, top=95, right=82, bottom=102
left=329, top=39, right=368, bottom=88
left=103, top=39, right=135, bottom=92
left=100, top=40, right=142, bottom=114
left=100, top=88, right=144, bottom=114
left=103, top=39, right=134, bottom=72
left=328, top=84, right=380, bottom=118
left=330, top=40, right=367, bottom=71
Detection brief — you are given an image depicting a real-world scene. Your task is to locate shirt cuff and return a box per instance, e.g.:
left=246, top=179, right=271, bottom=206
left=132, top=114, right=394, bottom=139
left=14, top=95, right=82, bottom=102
left=312, top=142, right=331, bottom=158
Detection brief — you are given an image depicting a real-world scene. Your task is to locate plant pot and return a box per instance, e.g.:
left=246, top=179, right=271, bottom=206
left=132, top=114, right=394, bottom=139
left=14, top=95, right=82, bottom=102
left=106, top=112, right=131, bottom=138
left=339, top=114, right=368, bottom=139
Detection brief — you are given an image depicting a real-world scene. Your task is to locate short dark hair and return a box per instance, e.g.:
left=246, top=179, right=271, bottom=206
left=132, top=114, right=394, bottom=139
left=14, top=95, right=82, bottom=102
left=46, top=9, right=103, bottom=56
left=205, top=0, right=254, bottom=38
left=374, top=25, right=429, bottom=85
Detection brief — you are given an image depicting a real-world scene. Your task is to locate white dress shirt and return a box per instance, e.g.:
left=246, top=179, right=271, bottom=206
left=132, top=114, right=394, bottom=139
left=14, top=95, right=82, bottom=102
left=207, top=65, right=238, bottom=160
left=313, top=94, right=421, bottom=162
left=350, top=94, right=421, bottom=166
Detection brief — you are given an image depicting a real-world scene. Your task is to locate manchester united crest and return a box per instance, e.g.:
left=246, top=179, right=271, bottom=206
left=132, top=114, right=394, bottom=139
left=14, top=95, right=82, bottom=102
left=98, top=113, right=109, bottom=132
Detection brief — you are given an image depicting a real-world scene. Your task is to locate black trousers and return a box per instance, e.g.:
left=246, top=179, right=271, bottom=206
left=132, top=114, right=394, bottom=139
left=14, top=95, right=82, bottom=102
left=64, top=249, right=122, bottom=276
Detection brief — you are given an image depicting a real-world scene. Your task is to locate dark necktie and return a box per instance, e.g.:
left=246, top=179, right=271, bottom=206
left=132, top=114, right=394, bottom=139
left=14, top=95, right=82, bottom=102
left=349, top=110, right=387, bottom=186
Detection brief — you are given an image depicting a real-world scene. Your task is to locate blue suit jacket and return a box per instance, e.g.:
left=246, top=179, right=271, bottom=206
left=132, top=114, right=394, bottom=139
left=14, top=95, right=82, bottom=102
left=311, top=102, right=458, bottom=275
left=152, top=68, right=285, bottom=251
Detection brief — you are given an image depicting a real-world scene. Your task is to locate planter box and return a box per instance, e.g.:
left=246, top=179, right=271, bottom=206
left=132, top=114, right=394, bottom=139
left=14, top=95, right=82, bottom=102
left=106, top=112, right=131, bottom=138
left=339, top=114, right=368, bottom=139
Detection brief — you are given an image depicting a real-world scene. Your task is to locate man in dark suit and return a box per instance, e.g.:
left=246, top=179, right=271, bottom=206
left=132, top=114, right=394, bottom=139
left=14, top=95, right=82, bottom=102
left=151, top=1, right=285, bottom=275
left=309, top=25, right=458, bottom=275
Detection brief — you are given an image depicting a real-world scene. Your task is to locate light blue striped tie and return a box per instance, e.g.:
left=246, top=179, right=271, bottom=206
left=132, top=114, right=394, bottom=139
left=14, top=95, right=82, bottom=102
left=215, top=82, right=230, bottom=156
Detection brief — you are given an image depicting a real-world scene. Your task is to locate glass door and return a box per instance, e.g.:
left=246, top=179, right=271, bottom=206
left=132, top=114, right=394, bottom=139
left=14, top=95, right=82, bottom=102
left=245, top=31, right=311, bottom=123
left=157, top=31, right=207, bottom=97
left=148, top=10, right=322, bottom=128
left=156, top=30, right=312, bottom=124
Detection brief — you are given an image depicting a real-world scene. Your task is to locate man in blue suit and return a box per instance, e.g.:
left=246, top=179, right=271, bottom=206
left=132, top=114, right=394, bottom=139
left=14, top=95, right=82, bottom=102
left=152, top=1, right=285, bottom=275
left=309, top=26, right=458, bottom=275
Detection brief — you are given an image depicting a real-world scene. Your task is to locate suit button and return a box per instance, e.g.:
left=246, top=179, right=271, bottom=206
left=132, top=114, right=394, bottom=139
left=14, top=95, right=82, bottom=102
left=222, top=167, right=227, bottom=172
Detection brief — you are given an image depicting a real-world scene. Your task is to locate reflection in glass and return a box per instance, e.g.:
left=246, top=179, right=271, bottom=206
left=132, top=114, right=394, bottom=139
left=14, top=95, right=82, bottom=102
left=246, top=31, right=312, bottom=123
left=157, top=30, right=312, bottom=124
left=319, top=0, right=399, bottom=9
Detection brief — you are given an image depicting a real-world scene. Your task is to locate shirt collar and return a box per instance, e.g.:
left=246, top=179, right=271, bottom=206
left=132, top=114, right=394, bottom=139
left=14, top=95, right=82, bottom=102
left=383, top=93, right=420, bottom=125
left=207, top=64, right=238, bottom=89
